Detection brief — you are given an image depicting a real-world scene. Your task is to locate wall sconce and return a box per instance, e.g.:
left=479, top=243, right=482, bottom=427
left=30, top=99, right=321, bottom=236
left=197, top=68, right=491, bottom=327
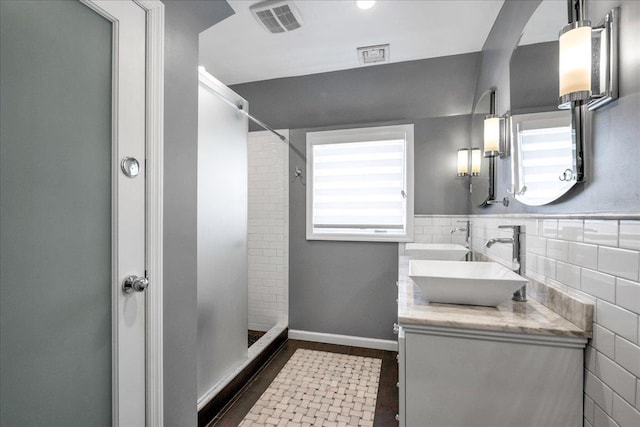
left=457, top=148, right=470, bottom=177
left=456, top=148, right=482, bottom=177
left=483, top=115, right=509, bottom=158
left=470, top=148, right=481, bottom=176
left=482, top=91, right=509, bottom=159
left=559, top=1, right=619, bottom=110
left=559, top=21, right=592, bottom=105
left=558, top=0, right=619, bottom=183
left=481, top=90, right=509, bottom=206
left=483, top=116, right=501, bottom=156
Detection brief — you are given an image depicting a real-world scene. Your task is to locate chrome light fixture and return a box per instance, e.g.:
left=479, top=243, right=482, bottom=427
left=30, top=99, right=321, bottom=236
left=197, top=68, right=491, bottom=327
left=559, top=0, right=619, bottom=110
left=456, top=148, right=482, bottom=178
left=483, top=116, right=501, bottom=157
left=470, top=148, right=482, bottom=176
left=457, top=148, right=470, bottom=177
left=482, top=91, right=509, bottom=159
left=558, top=0, right=619, bottom=183
left=559, top=21, right=592, bottom=106
left=482, top=90, right=509, bottom=207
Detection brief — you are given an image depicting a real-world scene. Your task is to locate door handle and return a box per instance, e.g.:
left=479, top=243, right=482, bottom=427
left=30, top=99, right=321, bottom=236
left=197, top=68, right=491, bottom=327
left=123, top=275, right=149, bottom=293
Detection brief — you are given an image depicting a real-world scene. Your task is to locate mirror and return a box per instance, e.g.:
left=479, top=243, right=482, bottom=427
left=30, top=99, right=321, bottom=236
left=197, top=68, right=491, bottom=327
left=509, top=110, right=574, bottom=206
left=509, top=0, right=579, bottom=205
left=470, top=89, right=494, bottom=207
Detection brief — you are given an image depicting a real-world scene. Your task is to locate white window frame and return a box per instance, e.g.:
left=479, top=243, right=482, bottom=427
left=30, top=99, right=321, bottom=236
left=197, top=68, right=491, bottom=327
left=306, top=124, right=414, bottom=242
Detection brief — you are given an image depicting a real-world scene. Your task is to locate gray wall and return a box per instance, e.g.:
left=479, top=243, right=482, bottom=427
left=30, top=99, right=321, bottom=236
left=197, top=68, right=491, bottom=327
left=472, top=0, right=541, bottom=116
left=162, top=1, right=233, bottom=425
left=232, top=53, right=479, bottom=130
left=472, top=0, right=640, bottom=214
left=289, top=127, right=399, bottom=340
left=414, top=115, right=472, bottom=214
left=232, top=54, right=479, bottom=340
left=510, top=41, right=559, bottom=114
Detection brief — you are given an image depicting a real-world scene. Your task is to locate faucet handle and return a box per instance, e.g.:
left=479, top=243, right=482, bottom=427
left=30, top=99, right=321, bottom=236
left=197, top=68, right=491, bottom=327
left=498, top=224, right=526, bottom=233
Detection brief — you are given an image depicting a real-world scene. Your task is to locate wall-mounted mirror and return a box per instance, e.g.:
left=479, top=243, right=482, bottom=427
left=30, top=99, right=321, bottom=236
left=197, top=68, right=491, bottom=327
left=470, top=89, right=494, bottom=207
left=509, top=0, right=579, bottom=206
left=509, top=109, right=574, bottom=206
left=511, top=0, right=566, bottom=115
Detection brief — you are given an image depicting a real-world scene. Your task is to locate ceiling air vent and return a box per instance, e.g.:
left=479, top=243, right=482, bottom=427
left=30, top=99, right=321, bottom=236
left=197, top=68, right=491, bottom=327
left=250, top=0, right=303, bottom=34
left=357, top=44, right=390, bottom=65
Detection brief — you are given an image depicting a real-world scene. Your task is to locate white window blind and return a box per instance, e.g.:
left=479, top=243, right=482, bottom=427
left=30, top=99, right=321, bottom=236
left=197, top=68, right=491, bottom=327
left=515, top=114, right=574, bottom=205
left=521, top=127, right=572, bottom=174
left=306, top=125, right=414, bottom=242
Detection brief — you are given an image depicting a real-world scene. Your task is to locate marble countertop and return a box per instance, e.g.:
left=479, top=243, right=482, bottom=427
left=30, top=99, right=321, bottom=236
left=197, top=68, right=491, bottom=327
left=398, top=257, right=591, bottom=338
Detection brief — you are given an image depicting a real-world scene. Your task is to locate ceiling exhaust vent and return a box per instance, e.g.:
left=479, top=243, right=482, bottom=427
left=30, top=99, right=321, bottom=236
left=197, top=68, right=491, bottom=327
left=250, top=0, right=303, bottom=34
left=357, top=44, right=390, bottom=65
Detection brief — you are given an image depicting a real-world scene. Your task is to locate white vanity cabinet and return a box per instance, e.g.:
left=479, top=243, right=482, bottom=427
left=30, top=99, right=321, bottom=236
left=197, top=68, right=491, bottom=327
left=396, top=255, right=592, bottom=427
left=397, top=324, right=587, bottom=427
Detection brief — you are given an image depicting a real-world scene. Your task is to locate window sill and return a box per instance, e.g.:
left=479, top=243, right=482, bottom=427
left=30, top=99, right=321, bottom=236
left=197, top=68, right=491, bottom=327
left=306, top=232, right=413, bottom=243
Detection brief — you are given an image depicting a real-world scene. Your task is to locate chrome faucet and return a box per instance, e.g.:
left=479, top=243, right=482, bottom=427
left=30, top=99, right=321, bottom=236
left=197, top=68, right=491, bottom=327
left=450, top=220, right=472, bottom=261
left=485, top=225, right=527, bottom=302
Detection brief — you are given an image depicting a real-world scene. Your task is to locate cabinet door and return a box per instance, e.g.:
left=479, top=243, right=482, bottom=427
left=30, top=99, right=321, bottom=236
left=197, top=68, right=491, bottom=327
left=404, top=330, right=583, bottom=427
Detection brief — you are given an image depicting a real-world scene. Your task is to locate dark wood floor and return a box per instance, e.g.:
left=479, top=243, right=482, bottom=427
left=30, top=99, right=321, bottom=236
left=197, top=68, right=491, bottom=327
left=210, top=339, right=399, bottom=426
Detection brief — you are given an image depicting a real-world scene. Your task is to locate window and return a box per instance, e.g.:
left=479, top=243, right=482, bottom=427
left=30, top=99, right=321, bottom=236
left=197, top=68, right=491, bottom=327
left=306, top=124, right=414, bottom=242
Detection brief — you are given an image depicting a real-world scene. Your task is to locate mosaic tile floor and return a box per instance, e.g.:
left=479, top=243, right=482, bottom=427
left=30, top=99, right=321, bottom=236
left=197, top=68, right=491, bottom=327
left=239, top=349, right=382, bottom=427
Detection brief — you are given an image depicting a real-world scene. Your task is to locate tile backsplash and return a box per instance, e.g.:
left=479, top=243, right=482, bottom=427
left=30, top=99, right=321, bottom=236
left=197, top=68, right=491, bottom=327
left=399, top=216, right=469, bottom=256
left=247, top=131, right=289, bottom=331
left=409, top=214, right=640, bottom=427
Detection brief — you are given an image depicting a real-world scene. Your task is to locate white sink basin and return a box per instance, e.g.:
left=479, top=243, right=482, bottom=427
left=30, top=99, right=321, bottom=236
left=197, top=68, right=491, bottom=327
left=408, top=260, right=528, bottom=307
left=405, top=243, right=469, bottom=261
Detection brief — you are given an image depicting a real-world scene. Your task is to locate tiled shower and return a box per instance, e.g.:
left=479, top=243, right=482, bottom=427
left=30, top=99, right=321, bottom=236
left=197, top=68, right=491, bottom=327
left=247, top=131, right=289, bottom=339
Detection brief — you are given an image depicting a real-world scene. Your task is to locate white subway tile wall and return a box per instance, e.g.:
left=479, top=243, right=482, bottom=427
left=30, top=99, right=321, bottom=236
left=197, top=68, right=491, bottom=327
left=593, top=324, right=616, bottom=359
left=411, top=216, right=469, bottom=245
left=585, top=394, right=595, bottom=425
left=615, top=336, right=640, bottom=377
left=247, top=131, right=289, bottom=331
left=620, top=221, right=640, bottom=251
left=411, top=215, right=640, bottom=425
left=584, top=220, right=619, bottom=247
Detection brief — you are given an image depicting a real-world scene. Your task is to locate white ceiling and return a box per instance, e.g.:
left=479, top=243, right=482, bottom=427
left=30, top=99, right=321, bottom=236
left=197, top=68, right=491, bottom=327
left=199, top=0, right=505, bottom=85
left=518, top=0, right=622, bottom=46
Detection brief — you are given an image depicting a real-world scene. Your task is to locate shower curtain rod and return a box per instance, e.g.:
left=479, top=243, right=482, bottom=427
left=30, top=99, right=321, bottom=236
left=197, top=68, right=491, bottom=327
left=207, top=83, right=288, bottom=143
left=237, top=104, right=288, bottom=143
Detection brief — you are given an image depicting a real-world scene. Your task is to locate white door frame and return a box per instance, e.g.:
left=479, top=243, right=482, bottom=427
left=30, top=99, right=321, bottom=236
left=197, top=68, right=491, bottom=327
left=135, top=1, right=164, bottom=425
left=80, top=1, right=164, bottom=425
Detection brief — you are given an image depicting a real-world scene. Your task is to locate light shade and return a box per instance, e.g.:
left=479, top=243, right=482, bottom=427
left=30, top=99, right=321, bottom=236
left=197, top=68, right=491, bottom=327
left=356, top=1, right=376, bottom=10
left=559, top=22, right=592, bottom=103
left=483, top=117, right=500, bottom=155
left=471, top=148, right=482, bottom=176
left=457, top=148, right=469, bottom=176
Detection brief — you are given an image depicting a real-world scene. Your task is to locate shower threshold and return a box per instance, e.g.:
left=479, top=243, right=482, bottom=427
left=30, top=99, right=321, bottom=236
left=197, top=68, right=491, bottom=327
left=248, top=330, right=266, bottom=347
left=198, top=322, right=288, bottom=427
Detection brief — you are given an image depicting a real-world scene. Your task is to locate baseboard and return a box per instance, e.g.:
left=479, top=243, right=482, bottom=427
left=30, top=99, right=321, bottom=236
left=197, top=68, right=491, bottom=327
left=288, top=329, right=397, bottom=352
